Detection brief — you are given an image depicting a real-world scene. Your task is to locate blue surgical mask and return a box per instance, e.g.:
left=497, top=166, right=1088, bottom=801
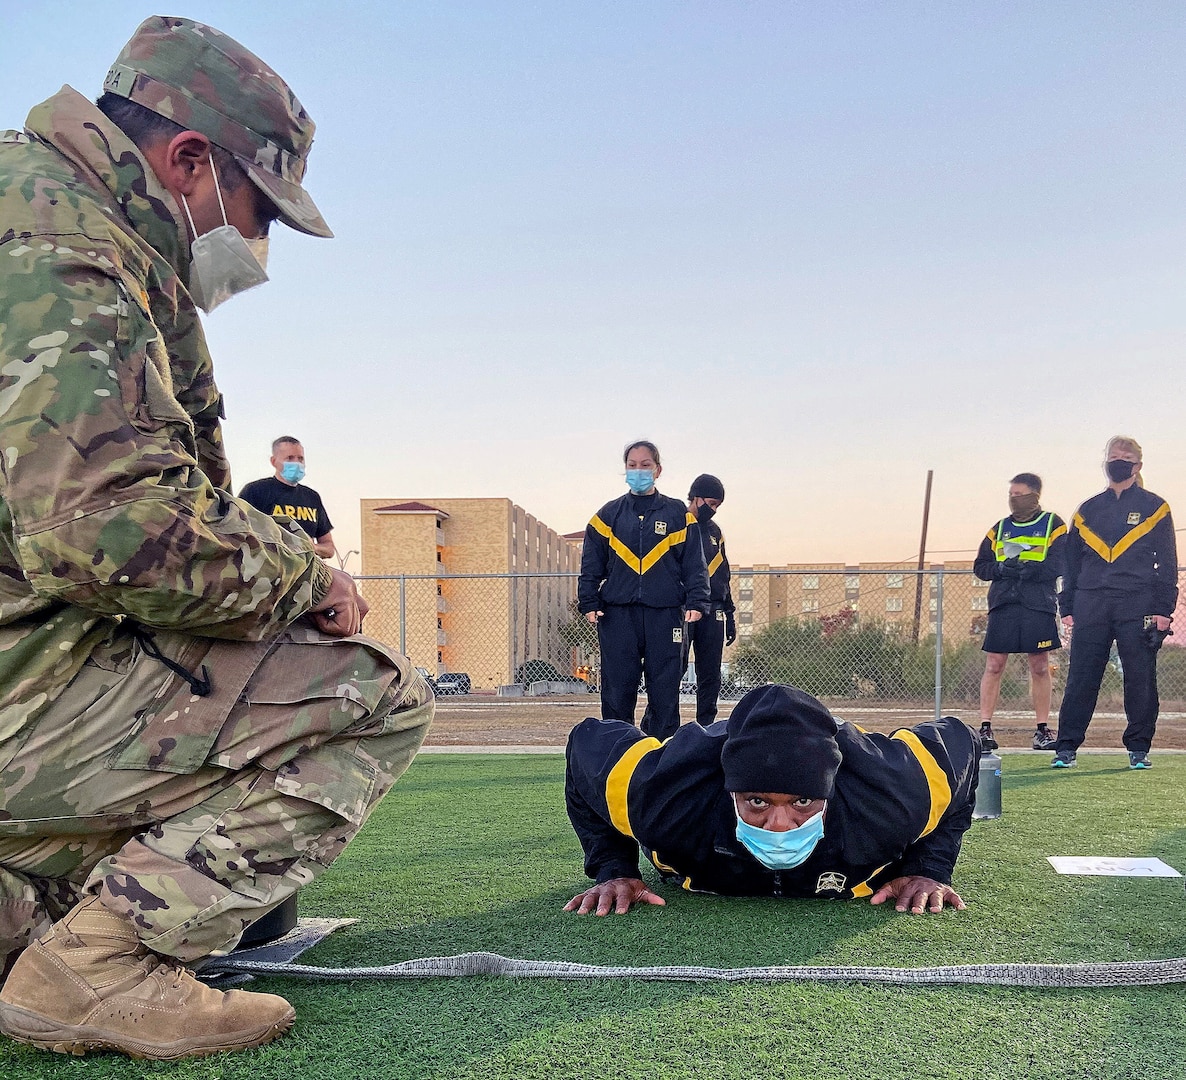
left=281, top=461, right=306, bottom=484
left=734, top=808, right=825, bottom=870
left=625, top=469, right=654, bottom=495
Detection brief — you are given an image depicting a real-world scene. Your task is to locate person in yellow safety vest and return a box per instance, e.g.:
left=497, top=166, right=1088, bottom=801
left=972, top=473, right=1067, bottom=751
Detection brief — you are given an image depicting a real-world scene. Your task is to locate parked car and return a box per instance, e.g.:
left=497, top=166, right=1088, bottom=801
left=435, top=672, right=472, bottom=696
left=414, top=666, right=438, bottom=693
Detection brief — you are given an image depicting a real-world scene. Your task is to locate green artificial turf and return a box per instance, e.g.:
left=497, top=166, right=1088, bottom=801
left=3, top=751, right=1185, bottom=1079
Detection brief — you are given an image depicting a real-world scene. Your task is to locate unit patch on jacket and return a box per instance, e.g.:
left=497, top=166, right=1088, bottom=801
left=655, top=521, right=667, bottom=535
left=816, top=872, right=847, bottom=893
left=1127, top=512, right=1141, bottom=525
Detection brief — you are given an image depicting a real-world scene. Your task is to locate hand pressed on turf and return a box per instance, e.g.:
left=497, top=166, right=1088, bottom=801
left=869, top=875, right=965, bottom=914
left=564, top=877, right=666, bottom=915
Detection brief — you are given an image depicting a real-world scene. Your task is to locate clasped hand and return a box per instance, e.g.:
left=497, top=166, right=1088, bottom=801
left=309, top=567, right=368, bottom=637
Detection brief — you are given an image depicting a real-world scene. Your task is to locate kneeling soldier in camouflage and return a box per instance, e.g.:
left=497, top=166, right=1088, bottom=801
left=0, top=17, right=433, bottom=1059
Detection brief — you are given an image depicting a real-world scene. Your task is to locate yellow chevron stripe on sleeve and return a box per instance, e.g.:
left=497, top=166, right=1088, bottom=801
left=1049, top=523, right=1068, bottom=542
left=849, top=865, right=889, bottom=898
left=605, top=737, right=663, bottom=839
left=650, top=850, right=677, bottom=874
left=707, top=550, right=724, bottom=576
left=891, top=730, right=952, bottom=838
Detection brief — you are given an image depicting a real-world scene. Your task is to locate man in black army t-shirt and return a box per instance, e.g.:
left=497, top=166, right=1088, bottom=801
left=239, top=435, right=336, bottom=558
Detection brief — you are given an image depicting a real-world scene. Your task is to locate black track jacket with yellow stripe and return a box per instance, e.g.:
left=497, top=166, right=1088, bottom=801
left=1059, top=486, right=1178, bottom=618
left=565, top=714, right=979, bottom=899
left=699, top=518, right=734, bottom=613
left=578, top=491, right=710, bottom=614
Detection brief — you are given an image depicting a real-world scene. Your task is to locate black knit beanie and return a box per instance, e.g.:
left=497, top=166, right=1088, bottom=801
left=688, top=473, right=725, bottom=502
left=721, top=685, right=842, bottom=799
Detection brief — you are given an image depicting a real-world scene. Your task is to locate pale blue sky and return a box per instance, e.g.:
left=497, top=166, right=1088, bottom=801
left=4, top=2, right=1183, bottom=566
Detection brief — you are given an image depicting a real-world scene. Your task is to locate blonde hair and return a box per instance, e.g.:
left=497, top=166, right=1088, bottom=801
left=1105, top=435, right=1144, bottom=487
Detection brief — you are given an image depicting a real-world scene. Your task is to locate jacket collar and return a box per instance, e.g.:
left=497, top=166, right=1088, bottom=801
left=24, top=86, right=191, bottom=277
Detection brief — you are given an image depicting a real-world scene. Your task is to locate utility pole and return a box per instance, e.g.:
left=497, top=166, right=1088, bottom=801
left=911, top=470, right=933, bottom=644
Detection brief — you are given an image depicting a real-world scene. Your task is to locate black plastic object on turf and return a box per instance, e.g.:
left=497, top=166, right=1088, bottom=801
left=236, top=895, right=299, bottom=949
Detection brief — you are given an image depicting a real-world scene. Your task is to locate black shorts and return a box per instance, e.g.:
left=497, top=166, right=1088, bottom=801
left=982, top=604, right=1061, bottom=655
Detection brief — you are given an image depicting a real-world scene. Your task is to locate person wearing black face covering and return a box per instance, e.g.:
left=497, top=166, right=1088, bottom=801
left=685, top=474, right=735, bottom=725
left=1052, top=436, right=1178, bottom=770
left=563, top=684, right=979, bottom=916
left=972, top=473, right=1067, bottom=751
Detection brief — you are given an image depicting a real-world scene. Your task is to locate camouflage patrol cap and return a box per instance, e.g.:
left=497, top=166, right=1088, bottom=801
left=103, top=15, right=332, bottom=238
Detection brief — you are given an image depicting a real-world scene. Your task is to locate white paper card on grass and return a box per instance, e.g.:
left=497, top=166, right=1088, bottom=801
left=1047, top=856, right=1181, bottom=877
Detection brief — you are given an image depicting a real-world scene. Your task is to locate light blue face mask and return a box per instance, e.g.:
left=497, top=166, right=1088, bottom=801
left=281, top=461, right=306, bottom=484
left=734, top=807, right=825, bottom=870
left=625, top=469, right=654, bottom=494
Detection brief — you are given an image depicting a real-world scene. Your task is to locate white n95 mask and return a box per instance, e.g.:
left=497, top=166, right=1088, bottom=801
left=181, top=161, right=270, bottom=313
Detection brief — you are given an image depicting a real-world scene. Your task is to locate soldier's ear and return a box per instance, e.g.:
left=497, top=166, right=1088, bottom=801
left=154, top=132, right=214, bottom=198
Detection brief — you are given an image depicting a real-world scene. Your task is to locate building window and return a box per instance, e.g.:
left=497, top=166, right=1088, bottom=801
left=973, top=577, right=989, bottom=589
left=802, top=575, right=819, bottom=591
left=845, top=575, right=859, bottom=590
left=886, top=597, right=903, bottom=612
left=971, top=596, right=989, bottom=611
left=739, top=612, right=753, bottom=624
left=886, top=573, right=903, bottom=588
left=929, top=598, right=938, bottom=613
left=801, top=599, right=819, bottom=613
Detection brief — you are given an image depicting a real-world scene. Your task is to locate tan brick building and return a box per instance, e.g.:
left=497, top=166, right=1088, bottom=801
left=360, top=498, right=579, bottom=690
left=727, top=561, right=990, bottom=659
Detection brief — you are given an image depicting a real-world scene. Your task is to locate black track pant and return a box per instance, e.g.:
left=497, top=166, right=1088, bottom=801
left=597, top=604, right=683, bottom=740
left=1056, top=590, right=1161, bottom=755
left=687, top=611, right=725, bottom=726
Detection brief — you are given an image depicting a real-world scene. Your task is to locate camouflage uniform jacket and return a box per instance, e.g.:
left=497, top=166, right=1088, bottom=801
left=0, top=88, right=334, bottom=749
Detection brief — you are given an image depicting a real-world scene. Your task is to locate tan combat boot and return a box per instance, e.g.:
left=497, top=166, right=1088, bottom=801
left=0, top=895, right=294, bottom=1059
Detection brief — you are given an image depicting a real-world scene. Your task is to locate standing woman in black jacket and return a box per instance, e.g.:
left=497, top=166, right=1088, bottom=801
left=578, top=441, right=711, bottom=739
left=1053, top=436, right=1178, bottom=770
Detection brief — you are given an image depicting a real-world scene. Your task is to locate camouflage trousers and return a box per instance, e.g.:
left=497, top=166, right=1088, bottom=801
left=0, top=624, right=433, bottom=964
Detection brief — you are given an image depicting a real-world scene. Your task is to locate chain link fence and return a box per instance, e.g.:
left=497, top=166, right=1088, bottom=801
left=355, top=569, right=1186, bottom=715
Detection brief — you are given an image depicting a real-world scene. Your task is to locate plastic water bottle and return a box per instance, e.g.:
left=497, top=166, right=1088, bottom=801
left=973, top=741, right=1002, bottom=820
